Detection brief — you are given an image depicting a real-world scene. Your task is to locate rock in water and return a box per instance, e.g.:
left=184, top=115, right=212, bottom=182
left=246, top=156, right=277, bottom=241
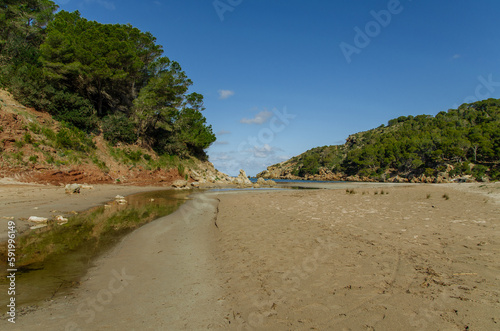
left=55, top=215, right=69, bottom=224
left=266, top=180, right=277, bottom=187
left=256, top=177, right=276, bottom=187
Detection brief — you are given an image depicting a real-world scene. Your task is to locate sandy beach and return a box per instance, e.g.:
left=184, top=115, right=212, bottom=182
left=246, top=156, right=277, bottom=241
left=2, top=182, right=500, bottom=330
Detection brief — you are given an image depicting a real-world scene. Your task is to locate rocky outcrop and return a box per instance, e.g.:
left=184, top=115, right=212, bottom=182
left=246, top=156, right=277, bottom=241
left=257, top=163, right=465, bottom=184
left=172, top=180, right=189, bottom=188
left=232, top=169, right=252, bottom=186
left=255, top=177, right=276, bottom=187
left=188, top=161, right=233, bottom=184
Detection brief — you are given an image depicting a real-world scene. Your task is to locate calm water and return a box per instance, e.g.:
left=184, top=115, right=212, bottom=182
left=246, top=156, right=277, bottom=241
left=249, top=177, right=346, bottom=184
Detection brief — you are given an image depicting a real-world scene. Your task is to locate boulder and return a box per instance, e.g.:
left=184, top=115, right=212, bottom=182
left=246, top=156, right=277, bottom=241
left=265, top=179, right=277, bottom=186
left=28, top=216, right=48, bottom=223
left=236, top=169, right=252, bottom=186
left=438, top=172, right=450, bottom=180
left=172, top=180, right=189, bottom=188
left=114, top=195, right=127, bottom=204
left=191, top=182, right=200, bottom=188
left=190, top=170, right=203, bottom=182
left=55, top=215, right=69, bottom=225
left=65, top=183, right=81, bottom=194
left=478, top=176, right=490, bottom=183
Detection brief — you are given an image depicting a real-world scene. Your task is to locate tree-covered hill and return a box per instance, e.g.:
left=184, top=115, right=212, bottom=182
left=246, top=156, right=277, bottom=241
left=0, top=1, right=215, bottom=159
left=259, top=99, right=500, bottom=182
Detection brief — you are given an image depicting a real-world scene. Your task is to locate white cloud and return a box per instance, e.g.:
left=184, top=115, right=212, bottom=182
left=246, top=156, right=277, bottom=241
left=252, top=144, right=275, bottom=158
left=452, top=54, right=461, bottom=60
left=217, top=130, right=231, bottom=135
left=209, top=152, right=232, bottom=161
left=240, top=110, right=273, bottom=125
left=208, top=147, right=290, bottom=176
left=218, top=89, right=235, bottom=100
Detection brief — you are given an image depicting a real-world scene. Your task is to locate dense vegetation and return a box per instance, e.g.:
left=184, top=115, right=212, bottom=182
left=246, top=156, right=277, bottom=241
left=0, top=1, right=215, bottom=159
left=289, top=99, right=500, bottom=181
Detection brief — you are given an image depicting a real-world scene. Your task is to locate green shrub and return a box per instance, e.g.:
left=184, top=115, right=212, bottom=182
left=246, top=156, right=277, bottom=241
left=41, top=127, right=56, bottom=140
left=91, top=157, right=109, bottom=173
left=23, top=132, right=33, bottom=144
left=471, top=164, right=488, bottom=179
left=177, top=164, right=185, bottom=176
left=29, top=123, right=41, bottom=134
left=13, top=151, right=24, bottom=161
left=424, top=168, right=435, bottom=177
left=47, top=90, right=98, bottom=133
left=489, top=167, right=500, bottom=180
left=29, top=155, right=38, bottom=163
left=102, top=113, right=137, bottom=145
left=125, top=150, right=142, bottom=163
left=55, top=125, right=95, bottom=152
left=14, top=140, right=25, bottom=148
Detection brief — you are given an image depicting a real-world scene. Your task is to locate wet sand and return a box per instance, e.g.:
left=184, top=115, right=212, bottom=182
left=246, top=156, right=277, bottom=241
left=4, top=182, right=500, bottom=330
left=7, top=192, right=225, bottom=330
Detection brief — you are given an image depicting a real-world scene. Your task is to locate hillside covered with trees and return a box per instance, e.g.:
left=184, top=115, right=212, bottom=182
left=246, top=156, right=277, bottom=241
left=0, top=0, right=215, bottom=160
left=258, top=99, right=500, bottom=182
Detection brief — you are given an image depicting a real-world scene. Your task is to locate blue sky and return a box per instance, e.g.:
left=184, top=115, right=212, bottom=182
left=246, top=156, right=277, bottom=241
left=54, top=0, right=500, bottom=176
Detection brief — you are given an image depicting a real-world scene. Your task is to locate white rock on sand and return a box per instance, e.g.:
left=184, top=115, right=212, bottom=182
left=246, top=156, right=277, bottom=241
left=28, top=216, right=48, bottom=223
left=65, top=183, right=81, bottom=194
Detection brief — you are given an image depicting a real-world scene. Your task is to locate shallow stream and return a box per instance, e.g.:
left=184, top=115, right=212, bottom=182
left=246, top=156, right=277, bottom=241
left=0, top=189, right=190, bottom=313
